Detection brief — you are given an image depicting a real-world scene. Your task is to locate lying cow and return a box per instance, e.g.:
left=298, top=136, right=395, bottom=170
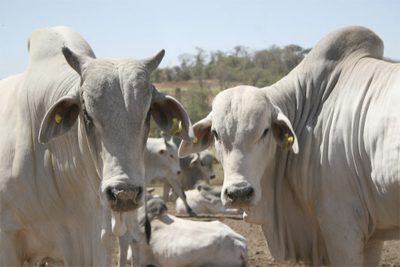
left=145, top=136, right=195, bottom=215
left=0, top=26, right=192, bottom=266
left=176, top=182, right=240, bottom=216
left=120, top=198, right=248, bottom=267
left=180, top=26, right=400, bottom=266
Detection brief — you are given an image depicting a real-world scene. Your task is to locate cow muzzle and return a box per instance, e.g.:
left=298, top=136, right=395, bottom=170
left=105, top=184, right=143, bottom=212
left=223, top=183, right=254, bottom=207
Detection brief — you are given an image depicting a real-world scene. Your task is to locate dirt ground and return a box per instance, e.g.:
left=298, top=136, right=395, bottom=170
left=114, top=201, right=400, bottom=267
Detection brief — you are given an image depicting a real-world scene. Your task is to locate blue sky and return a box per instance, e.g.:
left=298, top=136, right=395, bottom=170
left=1, top=0, right=399, bottom=79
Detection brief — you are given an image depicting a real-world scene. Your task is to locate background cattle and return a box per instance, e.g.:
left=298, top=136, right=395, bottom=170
left=179, top=26, right=400, bottom=266
left=176, top=182, right=240, bottom=216
left=144, top=136, right=195, bottom=215
left=0, top=26, right=192, bottom=266
left=121, top=198, right=248, bottom=267
left=160, top=137, right=218, bottom=202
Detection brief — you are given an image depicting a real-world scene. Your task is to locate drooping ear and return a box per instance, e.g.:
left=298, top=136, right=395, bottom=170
left=271, top=108, right=299, bottom=154
left=38, top=95, right=80, bottom=144
left=178, top=113, right=214, bottom=158
left=143, top=49, right=165, bottom=73
left=151, top=89, right=193, bottom=142
left=62, top=47, right=91, bottom=76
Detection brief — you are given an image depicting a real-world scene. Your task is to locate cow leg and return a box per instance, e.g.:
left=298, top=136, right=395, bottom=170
left=118, top=233, right=131, bottom=267
left=101, top=208, right=115, bottom=267
left=166, top=176, right=196, bottom=216
left=321, top=228, right=363, bottom=265
left=129, top=238, right=141, bottom=267
left=318, top=205, right=364, bottom=266
left=363, top=240, right=383, bottom=266
left=0, top=231, right=24, bottom=266
left=162, top=182, right=172, bottom=201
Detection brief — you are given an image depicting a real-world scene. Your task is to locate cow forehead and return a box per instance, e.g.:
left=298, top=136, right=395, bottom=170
left=212, top=87, right=272, bottom=140
left=82, top=59, right=152, bottom=112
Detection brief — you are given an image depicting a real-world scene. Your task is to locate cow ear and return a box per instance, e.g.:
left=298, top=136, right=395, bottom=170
left=178, top=114, right=214, bottom=158
left=38, top=95, right=80, bottom=144
left=62, top=47, right=91, bottom=76
left=271, top=111, right=299, bottom=154
left=151, top=90, right=193, bottom=142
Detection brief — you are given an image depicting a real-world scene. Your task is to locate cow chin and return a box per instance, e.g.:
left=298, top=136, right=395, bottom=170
left=242, top=204, right=265, bottom=224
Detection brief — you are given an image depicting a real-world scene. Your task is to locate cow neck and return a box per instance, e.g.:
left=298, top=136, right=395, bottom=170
left=28, top=64, right=101, bottom=205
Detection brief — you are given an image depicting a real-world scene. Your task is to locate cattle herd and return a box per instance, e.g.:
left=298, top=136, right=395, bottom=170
left=0, top=26, right=398, bottom=266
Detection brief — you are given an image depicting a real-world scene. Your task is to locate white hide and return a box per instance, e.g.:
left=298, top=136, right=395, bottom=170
left=176, top=183, right=240, bottom=216
left=179, top=26, right=400, bottom=266
left=127, top=199, right=248, bottom=267
left=0, top=26, right=192, bottom=266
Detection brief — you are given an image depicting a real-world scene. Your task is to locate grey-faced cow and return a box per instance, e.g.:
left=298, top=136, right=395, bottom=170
left=0, top=26, right=192, bottom=266
left=180, top=26, right=400, bottom=266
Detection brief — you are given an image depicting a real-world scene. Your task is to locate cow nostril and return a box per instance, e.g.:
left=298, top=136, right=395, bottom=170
left=210, top=175, right=216, bottom=179
left=106, top=187, right=117, bottom=202
left=245, top=187, right=254, bottom=199
left=224, top=189, right=233, bottom=200
left=177, top=170, right=181, bottom=175
left=136, top=186, right=143, bottom=202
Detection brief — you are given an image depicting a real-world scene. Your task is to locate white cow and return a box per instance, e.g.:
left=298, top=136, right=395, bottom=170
left=163, top=139, right=218, bottom=202
left=180, top=26, right=400, bottom=266
left=0, top=26, right=192, bottom=266
left=121, top=198, right=248, bottom=267
left=145, top=136, right=195, bottom=215
left=176, top=182, right=240, bottom=216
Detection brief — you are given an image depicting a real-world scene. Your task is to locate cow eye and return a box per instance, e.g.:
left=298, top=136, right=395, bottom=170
left=261, top=128, right=269, bottom=139
left=170, top=154, right=174, bottom=159
left=200, top=161, right=205, bottom=167
left=212, top=129, right=219, bottom=141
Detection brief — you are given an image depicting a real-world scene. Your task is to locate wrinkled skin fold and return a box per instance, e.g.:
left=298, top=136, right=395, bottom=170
left=179, top=26, right=400, bottom=266
left=0, top=26, right=192, bottom=266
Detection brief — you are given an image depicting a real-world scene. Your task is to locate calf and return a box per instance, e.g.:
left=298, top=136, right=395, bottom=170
left=176, top=182, right=241, bottom=216
left=122, top=198, right=248, bottom=267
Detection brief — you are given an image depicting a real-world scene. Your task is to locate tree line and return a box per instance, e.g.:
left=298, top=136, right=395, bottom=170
left=152, top=44, right=310, bottom=89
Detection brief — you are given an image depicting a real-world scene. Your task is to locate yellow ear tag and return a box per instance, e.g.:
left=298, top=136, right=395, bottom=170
left=55, top=114, right=63, bottom=124
left=192, top=136, right=198, bottom=144
left=171, top=118, right=182, bottom=135
left=284, top=133, right=294, bottom=148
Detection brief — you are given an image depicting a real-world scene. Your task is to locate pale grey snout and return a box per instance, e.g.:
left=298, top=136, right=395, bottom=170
left=224, top=183, right=254, bottom=206
left=105, top=184, right=143, bottom=212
